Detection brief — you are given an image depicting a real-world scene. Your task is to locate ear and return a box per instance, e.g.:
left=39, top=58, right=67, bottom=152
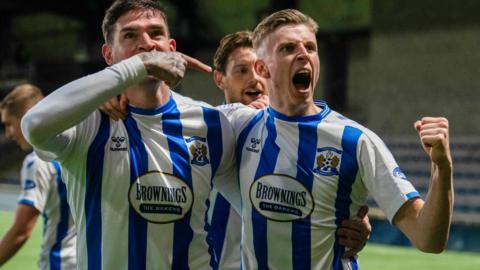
left=254, top=59, right=270, bottom=79
left=213, top=70, right=226, bottom=90
left=169, top=39, right=177, bottom=52
left=102, top=44, right=113, bottom=65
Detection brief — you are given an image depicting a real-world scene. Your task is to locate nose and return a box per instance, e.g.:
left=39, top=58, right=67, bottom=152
left=137, top=33, right=156, bottom=52
left=247, top=69, right=261, bottom=87
left=296, top=44, right=309, bottom=61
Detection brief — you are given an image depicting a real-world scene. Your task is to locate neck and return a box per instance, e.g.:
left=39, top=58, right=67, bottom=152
left=125, top=79, right=170, bottom=109
left=270, top=94, right=321, bottom=117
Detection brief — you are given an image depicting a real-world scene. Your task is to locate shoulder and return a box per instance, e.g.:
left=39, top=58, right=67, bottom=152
left=22, top=152, right=55, bottom=174
left=322, top=109, right=387, bottom=147
left=171, top=90, right=214, bottom=109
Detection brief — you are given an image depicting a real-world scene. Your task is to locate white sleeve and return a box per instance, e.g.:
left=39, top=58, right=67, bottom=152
left=18, top=155, right=54, bottom=213
left=21, top=55, right=147, bottom=157
left=216, top=103, right=260, bottom=134
left=358, top=130, right=420, bottom=223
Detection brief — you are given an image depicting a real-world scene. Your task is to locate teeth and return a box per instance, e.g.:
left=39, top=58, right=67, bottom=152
left=296, top=70, right=310, bottom=75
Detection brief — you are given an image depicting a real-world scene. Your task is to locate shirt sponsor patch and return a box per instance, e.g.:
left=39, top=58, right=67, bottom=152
left=249, top=174, right=314, bottom=222
left=393, top=167, right=408, bottom=180
left=23, top=179, right=36, bottom=190
left=128, top=171, right=194, bottom=224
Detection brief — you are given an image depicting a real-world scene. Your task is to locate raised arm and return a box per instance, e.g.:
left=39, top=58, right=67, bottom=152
left=21, top=55, right=147, bottom=152
left=22, top=52, right=210, bottom=153
left=393, top=117, right=453, bottom=253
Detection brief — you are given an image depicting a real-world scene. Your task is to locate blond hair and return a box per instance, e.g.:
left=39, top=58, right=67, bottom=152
left=252, top=9, right=318, bottom=50
left=0, top=84, right=44, bottom=116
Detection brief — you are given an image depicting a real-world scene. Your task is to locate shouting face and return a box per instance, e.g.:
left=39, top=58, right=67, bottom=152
left=255, top=24, right=320, bottom=115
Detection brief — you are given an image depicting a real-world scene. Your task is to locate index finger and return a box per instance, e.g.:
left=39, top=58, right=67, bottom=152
left=181, top=53, right=212, bottom=73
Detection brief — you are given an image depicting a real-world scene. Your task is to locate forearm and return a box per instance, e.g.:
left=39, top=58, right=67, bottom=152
left=0, top=229, right=30, bottom=265
left=21, top=55, right=147, bottom=148
left=414, top=162, right=453, bottom=252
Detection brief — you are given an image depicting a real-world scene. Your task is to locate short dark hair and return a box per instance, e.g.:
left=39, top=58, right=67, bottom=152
left=252, top=9, right=318, bottom=50
left=213, top=31, right=253, bottom=74
left=102, top=0, right=169, bottom=43
left=0, top=84, right=44, bottom=116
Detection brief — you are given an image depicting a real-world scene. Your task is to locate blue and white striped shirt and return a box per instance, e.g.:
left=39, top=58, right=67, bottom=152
left=19, top=152, right=76, bottom=270
left=220, top=102, right=420, bottom=270
left=37, top=92, right=237, bottom=270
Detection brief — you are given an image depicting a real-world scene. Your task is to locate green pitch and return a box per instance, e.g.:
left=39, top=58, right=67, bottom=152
left=0, top=211, right=42, bottom=270
left=1, top=210, right=480, bottom=270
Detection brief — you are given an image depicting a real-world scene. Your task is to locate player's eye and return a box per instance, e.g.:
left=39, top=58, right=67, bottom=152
left=280, top=44, right=295, bottom=53
left=124, top=32, right=136, bottom=39
left=305, top=43, right=317, bottom=53
left=150, top=30, right=164, bottom=39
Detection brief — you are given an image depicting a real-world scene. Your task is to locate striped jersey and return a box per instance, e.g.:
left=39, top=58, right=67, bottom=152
left=220, top=102, right=420, bottom=270
left=206, top=190, right=241, bottom=270
left=18, top=152, right=76, bottom=270
left=37, top=91, right=237, bottom=270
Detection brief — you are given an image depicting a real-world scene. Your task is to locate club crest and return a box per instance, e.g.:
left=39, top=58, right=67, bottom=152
left=187, top=136, right=210, bottom=166
left=313, top=147, right=342, bottom=176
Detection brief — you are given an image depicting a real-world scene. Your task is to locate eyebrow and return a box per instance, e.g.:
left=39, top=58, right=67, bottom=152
left=119, top=24, right=166, bottom=33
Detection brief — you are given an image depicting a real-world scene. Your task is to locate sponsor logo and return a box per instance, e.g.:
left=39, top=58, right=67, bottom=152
left=26, top=161, right=35, bottom=169
left=128, top=171, right=194, bottom=224
left=110, top=136, right=127, bottom=151
left=24, top=179, right=36, bottom=190
left=393, top=167, right=408, bottom=180
left=246, top=137, right=261, bottom=153
left=186, top=136, right=209, bottom=166
left=313, top=147, right=342, bottom=176
left=249, top=174, right=314, bottom=222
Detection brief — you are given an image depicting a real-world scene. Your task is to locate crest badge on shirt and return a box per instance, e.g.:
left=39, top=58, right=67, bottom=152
left=186, top=136, right=210, bottom=166
left=313, top=147, right=342, bottom=176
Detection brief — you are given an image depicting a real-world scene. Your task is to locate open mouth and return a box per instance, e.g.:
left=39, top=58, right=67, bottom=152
left=292, top=70, right=311, bottom=90
left=244, top=89, right=263, bottom=97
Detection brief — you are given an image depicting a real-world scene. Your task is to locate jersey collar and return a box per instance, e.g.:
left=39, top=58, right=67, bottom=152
left=267, top=100, right=331, bottom=122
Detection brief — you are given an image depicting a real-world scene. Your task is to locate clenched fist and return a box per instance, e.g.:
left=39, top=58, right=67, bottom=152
left=414, top=117, right=452, bottom=168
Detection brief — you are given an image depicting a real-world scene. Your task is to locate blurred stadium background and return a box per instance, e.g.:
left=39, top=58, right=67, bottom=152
left=1, top=0, right=479, bottom=268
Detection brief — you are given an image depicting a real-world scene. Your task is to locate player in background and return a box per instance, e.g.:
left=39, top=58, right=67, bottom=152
left=218, top=9, right=453, bottom=269
left=210, top=30, right=372, bottom=268
left=21, top=1, right=239, bottom=269
left=0, top=84, right=76, bottom=270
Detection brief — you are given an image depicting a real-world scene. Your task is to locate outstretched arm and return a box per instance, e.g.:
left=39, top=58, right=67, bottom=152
left=393, top=117, right=453, bottom=253
left=21, top=55, right=147, bottom=152
left=22, top=52, right=210, bottom=152
left=0, top=204, right=39, bottom=266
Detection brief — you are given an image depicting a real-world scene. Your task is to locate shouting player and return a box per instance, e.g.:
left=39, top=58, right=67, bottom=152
left=219, top=9, right=453, bottom=269
left=210, top=30, right=372, bottom=269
